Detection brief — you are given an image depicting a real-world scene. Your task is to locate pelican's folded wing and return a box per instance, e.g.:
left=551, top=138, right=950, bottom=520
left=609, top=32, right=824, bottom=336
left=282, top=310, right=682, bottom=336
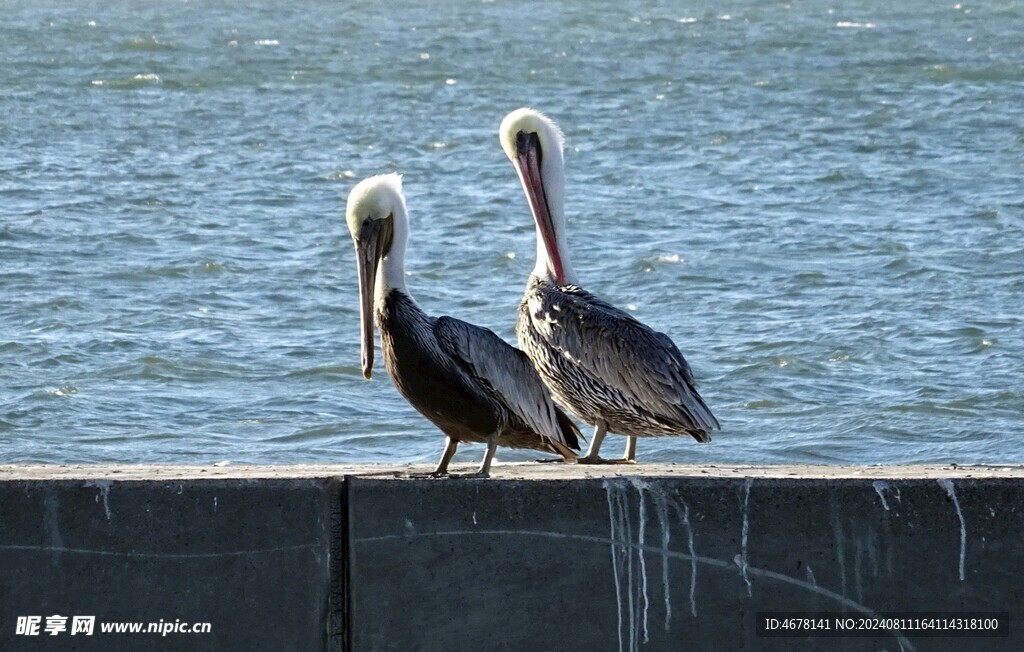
left=434, top=316, right=577, bottom=448
left=528, top=283, right=720, bottom=432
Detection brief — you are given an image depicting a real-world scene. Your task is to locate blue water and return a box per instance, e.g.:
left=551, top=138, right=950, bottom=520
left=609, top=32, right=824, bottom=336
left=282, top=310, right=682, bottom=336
left=2, top=0, right=1022, bottom=466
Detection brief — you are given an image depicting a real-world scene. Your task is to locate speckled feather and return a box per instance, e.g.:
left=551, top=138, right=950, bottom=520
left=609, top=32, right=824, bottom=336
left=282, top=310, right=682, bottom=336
left=517, top=276, right=719, bottom=440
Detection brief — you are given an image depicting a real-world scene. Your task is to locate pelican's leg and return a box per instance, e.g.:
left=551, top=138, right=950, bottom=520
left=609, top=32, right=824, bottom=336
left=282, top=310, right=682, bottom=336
left=623, top=435, right=637, bottom=463
left=477, top=440, right=498, bottom=477
left=578, top=420, right=635, bottom=465
left=459, top=438, right=498, bottom=479
left=428, top=437, right=458, bottom=477
left=576, top=420, right=608, bottom=464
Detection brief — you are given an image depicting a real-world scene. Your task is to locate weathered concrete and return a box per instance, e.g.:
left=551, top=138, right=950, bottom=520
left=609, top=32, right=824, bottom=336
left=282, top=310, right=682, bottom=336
left=347, top=472, right=1019, bottom=652
left=4, top=461, right=1024, bottom=481
left=0, top=476, right=339, bottom=651
left=2, top=464, right=1022, bottom=651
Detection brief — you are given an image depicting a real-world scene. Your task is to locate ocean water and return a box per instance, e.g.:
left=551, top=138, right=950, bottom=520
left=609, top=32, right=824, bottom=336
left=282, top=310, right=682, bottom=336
left=2, top=0, right=1022, bottom=466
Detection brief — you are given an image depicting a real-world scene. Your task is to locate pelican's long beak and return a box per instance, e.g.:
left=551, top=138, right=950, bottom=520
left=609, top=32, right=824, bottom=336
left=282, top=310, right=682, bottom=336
left=353, top=218, right=390, bottom=380
left=514, top=131, right=565, bottom=284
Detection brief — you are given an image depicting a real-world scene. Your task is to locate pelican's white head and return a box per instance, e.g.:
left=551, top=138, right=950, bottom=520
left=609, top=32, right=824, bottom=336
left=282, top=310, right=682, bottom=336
left=345, top=173, right=405, bottom=240
left=346, top=173, right=409, bottom=379
left=499, top=108, right=565, bottom=166
left=499, top=108, right=575, bottom=285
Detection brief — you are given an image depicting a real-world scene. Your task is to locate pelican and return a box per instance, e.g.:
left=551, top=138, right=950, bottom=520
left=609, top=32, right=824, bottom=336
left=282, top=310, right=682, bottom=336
left=346, top=173, right=580, bottom=477
left=499, top=109, right=720, bottom=464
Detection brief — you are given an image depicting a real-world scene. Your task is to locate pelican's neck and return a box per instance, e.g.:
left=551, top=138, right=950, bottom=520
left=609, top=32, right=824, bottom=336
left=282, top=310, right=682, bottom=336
left=533, top=148, right=578, bottom=286
left=375, top=208, right=409, bottom=306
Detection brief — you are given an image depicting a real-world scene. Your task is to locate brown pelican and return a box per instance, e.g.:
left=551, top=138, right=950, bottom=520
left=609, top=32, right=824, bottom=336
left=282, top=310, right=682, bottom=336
left=346, top=173, right=580, bottom=477
left=499, top=109, right=720, bottom=464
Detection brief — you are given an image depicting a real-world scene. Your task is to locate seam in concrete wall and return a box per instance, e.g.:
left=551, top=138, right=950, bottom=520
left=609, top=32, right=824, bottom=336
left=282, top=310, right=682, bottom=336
left=339, top=477, right=353, bottom=652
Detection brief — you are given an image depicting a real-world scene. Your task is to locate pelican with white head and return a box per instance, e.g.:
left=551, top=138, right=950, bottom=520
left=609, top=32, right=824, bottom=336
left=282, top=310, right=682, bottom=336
left=500, top=108, right=720, bottom=464
left=346, top=173, right=408, bottom=379
left=344, top=173, right=580, bottom=477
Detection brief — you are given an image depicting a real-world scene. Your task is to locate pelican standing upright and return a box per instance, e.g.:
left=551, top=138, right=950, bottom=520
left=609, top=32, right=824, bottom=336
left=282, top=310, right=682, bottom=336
left=498, top=109, right=720, bottom=463
left=346, top=174, right=580, bottom=477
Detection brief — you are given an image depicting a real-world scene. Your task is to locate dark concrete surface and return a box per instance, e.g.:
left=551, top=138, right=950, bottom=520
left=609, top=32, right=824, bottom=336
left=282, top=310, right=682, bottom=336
left=0, top=478, right=338, bottom=651
left=2, top=464, right=1022, bottom=651
left=348, top=475, right=1020, bottom=652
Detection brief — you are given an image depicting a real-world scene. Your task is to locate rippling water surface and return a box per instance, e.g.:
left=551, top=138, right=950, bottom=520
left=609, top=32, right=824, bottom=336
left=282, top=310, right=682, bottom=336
left=2, top=0, right=1022, bottom=466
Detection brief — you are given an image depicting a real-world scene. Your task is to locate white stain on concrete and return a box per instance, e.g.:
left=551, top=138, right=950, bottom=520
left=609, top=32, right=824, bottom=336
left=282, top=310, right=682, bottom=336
left=603, top=478, right=702, bottom=651
left=679, top=500, right=698, bottom=618
left=84, top=480, right=112, bottom=521
left=649, top=485, right=673, bottom=628
left=872, top=481, right=890, bottom=511
left=937, top=479, right=966, bottom=581
left=605, top=478, right=645, bottom=652
left=634, top=480, right=650, bottom=643
left=739, top=478, right=753, bottom=596
left=830, top=497, right=847, bottom=598
left=872, top=480, right=902, bottom=513
left=605, top=487, right=626, bottom=652
left=44, top=495, right=63, bottom=550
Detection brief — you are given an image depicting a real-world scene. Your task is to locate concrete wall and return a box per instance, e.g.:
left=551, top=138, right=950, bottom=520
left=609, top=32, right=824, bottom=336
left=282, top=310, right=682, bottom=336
left=0, top=476, right=340, bottom=651
left=1, top=464, right=1020, bottom=651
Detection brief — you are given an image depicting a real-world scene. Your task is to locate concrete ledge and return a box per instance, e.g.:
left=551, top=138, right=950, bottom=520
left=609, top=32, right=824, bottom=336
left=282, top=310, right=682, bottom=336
left=5, top=462, right=1024, bottom=480
left=2, top=464, right=1022, bottom=651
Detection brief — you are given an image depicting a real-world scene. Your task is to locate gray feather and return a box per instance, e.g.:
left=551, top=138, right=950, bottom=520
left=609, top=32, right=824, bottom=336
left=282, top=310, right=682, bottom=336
left=434, top=316, right=577, bottom=449
left=517, top=276, right=719, bottom=439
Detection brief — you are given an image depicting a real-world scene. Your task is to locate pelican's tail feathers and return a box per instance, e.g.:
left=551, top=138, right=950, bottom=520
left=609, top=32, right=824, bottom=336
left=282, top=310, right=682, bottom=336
left=554, top=407, right=582, bottom=452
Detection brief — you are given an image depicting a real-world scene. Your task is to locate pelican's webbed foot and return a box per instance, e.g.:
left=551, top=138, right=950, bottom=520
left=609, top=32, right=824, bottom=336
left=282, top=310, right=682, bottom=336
left=404, top=470, right=451, bottom=479
left=576, top=454, right=636, bottom=465
left=450, top=469, right=491, bottom=479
